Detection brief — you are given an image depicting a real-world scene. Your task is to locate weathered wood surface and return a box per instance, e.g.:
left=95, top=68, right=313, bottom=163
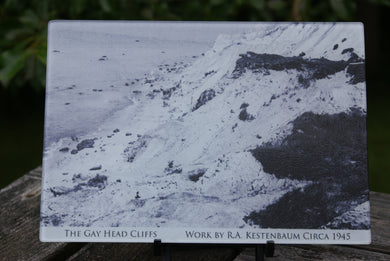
left=0, top=167, right=84, bottom=261
left=0, top=167, right=389, bottom=261
left=234, top=191, right=390, bottom=261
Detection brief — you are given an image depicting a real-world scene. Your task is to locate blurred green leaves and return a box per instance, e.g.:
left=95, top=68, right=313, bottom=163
left=369, top=0, right=390, bottom=6
left=0, top=0, right=49, bottom=90
left=0, top=48, right=31, bottom=87
left=0, top=0, right=385, bottom=91
left=0, top=0, right=389, bottom=193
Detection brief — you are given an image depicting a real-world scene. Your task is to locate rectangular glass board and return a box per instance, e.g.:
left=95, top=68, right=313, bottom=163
left=40, top=21, right=370, bottom=244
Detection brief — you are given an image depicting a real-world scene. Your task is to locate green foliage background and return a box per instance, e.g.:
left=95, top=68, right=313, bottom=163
left=0, top=0, right=366, bottom=90
left=0, top=0, right=389, bottom=192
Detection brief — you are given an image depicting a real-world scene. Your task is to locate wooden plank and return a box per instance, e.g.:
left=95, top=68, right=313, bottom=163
left=366, top=191, right=390, bottom=254
left=67, top=243, right=239, bottom=261
left=66, top=243, right=159, bottom=261
left=0, top=167, right=85, bottom=261
left=0, top=168, right=238, bottom=261
left=235, top=244, right=390, bottom=261
left=234, top=191, right=390, bottom=260
left=1, top=167, right=388, bottom=261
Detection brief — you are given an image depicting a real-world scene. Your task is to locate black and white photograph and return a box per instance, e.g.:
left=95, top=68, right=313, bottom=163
left=40, top=21, right=370, bottom=243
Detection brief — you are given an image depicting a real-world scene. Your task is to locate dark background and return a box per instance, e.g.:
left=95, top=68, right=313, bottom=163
left=0, top=0, right=389, bottom=193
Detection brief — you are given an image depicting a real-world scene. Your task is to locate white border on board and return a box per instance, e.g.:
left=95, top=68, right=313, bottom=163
left=40, top=227, right=371, bottom=244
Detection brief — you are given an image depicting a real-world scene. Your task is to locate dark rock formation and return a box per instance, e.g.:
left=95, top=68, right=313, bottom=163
left=164, top=161, right=183, bottom=175
left=98, top=55, right=107, bottom=61
left=123, top=136, right=149, bottom=163
left=347, top=63, right=365, bottom=84
left=87, top=174, right=107, bottom=189
left=89, top=165, right=102, bottom=171
left=76, top=139, right=95, bottom=151
left=233, top=52, right=348, bottom=80
left=162, top=82, right=181, bottom=100
left=239, top=104, right=255, bottom=122
left=204, top=70, right=216, bottom=77
left=188, top=168, right=208, bottom=182
left=41, top=214, right=64, bottom=226
left=50, top=174, right=108, bottom=197
left=232, top=51, right=365, bottom=87
left=252, top=109, right=367, bottom=181
left=240, top=103, right=249, bottom=109
left=193, top=89, right=216, bottom=111
left=342, top=48, right=354, bottom=54
left=245, top=108, right=368, bottom=229
left=244, top=183, right=369, bottom=229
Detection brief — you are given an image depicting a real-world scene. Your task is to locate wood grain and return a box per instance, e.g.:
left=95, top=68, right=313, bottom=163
left=235, top=244, right=390, bottom=261
left=234, top=191, right=390, bottom=261
left=0, top=167, right=85, bottom=261
left=0, top=167, right=389, bottom=261
left=67, top=243, right=239, bottom=261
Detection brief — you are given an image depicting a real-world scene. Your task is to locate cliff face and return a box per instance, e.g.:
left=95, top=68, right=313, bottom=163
left=41, top=23, right=369, bottom=230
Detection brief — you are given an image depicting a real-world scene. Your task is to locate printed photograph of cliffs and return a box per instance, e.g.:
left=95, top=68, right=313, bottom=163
left=41, top=22, right=369, bottom=233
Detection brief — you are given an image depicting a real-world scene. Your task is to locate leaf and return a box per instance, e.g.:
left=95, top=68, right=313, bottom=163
left=329, top=0, right=355, bottom=21
left=68, top=0, right=87, bottom=17
left=0, top=49, right=32, bottom=87
left=19, top=9, right=40, bottom=28
left=35, top=40, right=47, bottom=65
left=99, top=0, right=112, bottom=12
left=368, top=0, right=390, bottom=6
left=4, top=27, right=34, bottom=43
